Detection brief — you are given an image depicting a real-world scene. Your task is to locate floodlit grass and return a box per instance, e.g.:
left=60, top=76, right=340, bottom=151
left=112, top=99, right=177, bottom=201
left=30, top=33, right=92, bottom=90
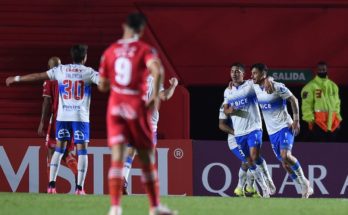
left=1, top=192, right=348, bottom=215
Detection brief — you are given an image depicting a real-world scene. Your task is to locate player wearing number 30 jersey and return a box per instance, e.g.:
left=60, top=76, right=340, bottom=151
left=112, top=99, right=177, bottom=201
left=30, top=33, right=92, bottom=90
left=6, top=44, right=99, bottom=195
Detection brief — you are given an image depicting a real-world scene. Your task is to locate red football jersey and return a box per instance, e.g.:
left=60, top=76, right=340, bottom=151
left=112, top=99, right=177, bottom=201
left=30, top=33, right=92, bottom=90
left=99, top=37, right=159, bottom=98
left=42, top=80, right=59, bottom=119
left=99, top=37, right=159, bottom=149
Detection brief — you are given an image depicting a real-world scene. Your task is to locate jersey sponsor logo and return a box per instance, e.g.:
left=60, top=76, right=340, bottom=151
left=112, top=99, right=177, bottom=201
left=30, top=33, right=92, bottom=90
left=230, top=98, right=248, bottom=108
left=259, top=103, right=272, bottom=110
left=66, top=68, right=83, bottom=73
left=63, top=105, right=81, bottom=111
left=65, top=73, right=82, bottom=79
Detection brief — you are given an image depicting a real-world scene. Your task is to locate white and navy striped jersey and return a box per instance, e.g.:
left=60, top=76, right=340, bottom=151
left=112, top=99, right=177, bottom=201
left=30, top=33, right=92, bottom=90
left=254, top=81, right=293, bottom=135
left=223, top=80, right=262, bottom=137
left=47, top=64, right=99, bottom=122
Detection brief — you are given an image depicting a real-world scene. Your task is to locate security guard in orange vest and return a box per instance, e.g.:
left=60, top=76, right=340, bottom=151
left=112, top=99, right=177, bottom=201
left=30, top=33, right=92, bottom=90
left=301, top=61, right=342, bottom=134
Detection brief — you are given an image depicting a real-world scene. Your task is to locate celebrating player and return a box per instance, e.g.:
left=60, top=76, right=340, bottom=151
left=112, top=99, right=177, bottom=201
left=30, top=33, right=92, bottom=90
left=6, top=44, right=99, bottom=195
left=37, top=57, right=78, bottom=187
left=223, top=63, right=275, bottom=197
left=251, top=63, right=313, bottom=198
left=218, top=100, right=259, bottom=197
left=98, top=12, right=176, bottom=215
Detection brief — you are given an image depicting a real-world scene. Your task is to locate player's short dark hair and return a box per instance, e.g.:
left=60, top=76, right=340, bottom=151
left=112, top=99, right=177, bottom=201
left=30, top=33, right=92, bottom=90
left=251, top=63, right=268, bottom=75
left=126, top=12, right=147, bottom=33
left=231, top=62, right=245, bottom=72
left=317, top=61, right=327, bottom=67
left=71, top=44, right=88, bottom=63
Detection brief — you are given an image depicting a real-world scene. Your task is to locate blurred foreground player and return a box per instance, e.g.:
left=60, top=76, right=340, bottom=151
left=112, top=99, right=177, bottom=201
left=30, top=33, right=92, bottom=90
left=98, top=12, right=176, bottom=215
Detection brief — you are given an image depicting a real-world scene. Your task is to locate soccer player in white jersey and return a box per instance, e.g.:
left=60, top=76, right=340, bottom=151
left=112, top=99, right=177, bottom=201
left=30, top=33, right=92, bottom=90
left=218, top=100, right=259, bottom=197
left=223, top=62, right=275, bottom=197
left=6, top=44, right=99, bottom=194
left=251, top=63, right=313, bottom=198
left=122, top=76, right=178, bottom=194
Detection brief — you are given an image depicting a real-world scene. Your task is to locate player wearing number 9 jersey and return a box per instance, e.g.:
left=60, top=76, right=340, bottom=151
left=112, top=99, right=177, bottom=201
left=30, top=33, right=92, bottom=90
left=98, top=12, right=176, bottom=215
left=6, top=44, right=99, bottom=195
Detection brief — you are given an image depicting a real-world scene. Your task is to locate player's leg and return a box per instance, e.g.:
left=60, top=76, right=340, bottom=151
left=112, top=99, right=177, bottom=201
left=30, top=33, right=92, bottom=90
left=48, top=121, right=70, bottom=193
left=48, top=139, right=67, bottom=193
left=62, top=141, right=78, bottom=181
left=108, top=143, right=127, bottom=215
left=46, top=139, right=55, bottom=182
left=75, top=142, right=88, bottom=194
left=247, top=130, right=272, bottom=197
left=245, top=167, right=260, bottom=197
left=45, top=120, right=56, bottom=182
left=122, top=145, right=136, bottom=195
left=279, top=127, right=313, bottom=198
left=72, top=121, right=90, bottom=195
left=132, top=109, right=175, bottom=215
left=270, top=129, right=301, bottom=191
left=107, top=115, right=128, bottom=215
left=228, top=134, right=247, bottom=196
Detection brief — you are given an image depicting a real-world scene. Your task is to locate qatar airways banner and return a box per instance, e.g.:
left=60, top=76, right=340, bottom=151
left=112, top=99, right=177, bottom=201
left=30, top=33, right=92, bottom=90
left=192, top=140, right=348, bottom=198
left=0, top=138, right=192, bottom=196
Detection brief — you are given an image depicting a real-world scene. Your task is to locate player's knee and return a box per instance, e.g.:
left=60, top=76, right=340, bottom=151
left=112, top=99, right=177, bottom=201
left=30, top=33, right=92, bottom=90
left=77, top=149, right=88, bottom=156
left=241, top=162, right=248, bottom=170
left=280, top=151, right=291, bottom=162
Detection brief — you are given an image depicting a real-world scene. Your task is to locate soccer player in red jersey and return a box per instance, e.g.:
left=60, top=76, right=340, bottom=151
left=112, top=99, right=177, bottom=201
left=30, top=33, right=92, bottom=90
left=37, top=57, right=78, bottom=191
left=98, top=13, right=176, bottom=215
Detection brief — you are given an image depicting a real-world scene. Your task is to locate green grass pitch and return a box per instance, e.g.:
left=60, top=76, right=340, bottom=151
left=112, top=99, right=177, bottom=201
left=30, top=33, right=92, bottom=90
left=1, top=192, right=348, bottom=215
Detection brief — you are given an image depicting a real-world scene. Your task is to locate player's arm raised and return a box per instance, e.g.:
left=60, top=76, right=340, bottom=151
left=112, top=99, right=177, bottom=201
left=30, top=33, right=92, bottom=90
left=160, top=77, right=178, bottom=101
left=6, top=72, right=49, bottom=86
left=288, top=95, right=300, bottom=136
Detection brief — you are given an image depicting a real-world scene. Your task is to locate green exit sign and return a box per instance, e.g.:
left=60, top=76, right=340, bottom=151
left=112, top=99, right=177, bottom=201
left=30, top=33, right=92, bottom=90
left=269, top=69, right=312, bottom=84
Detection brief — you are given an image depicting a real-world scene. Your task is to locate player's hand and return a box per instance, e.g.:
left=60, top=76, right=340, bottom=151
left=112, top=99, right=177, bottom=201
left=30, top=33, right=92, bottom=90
left=224, top=106, right=235, bottom=115
left=291, top=119, right=300, bottom=136
left=228, top=81, right=233, bottom=89
left=147, top=96, right=160, bottom=111
left=169, top=77, right=178, bottom=87
left=264, top=78, right=274, bottom=94
left=308, top=122, right=314, bottom=130
left=6, top=76, right=15, bottom=86
left=37, top=122, right=45, bottom=137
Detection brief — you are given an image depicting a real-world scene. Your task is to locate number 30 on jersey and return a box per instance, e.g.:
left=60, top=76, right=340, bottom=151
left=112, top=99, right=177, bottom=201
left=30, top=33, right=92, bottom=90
left=63, top=80, right=85, bottom=100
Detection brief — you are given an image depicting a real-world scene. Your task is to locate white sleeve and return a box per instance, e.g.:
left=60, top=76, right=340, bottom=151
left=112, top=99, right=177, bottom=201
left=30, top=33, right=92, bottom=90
left=46, top=68, right=56, bottom=80
left=223, top=88, right=229, bottom=105
left=274, top=82, right=293, bottom=99
left=90, top=69, right=100, bottom=85
left=219, top=110, right=227, bottom=120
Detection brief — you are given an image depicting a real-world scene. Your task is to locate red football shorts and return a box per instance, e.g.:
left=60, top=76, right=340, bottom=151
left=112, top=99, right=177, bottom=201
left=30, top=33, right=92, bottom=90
left=107, top=96, right=154, bottom=150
